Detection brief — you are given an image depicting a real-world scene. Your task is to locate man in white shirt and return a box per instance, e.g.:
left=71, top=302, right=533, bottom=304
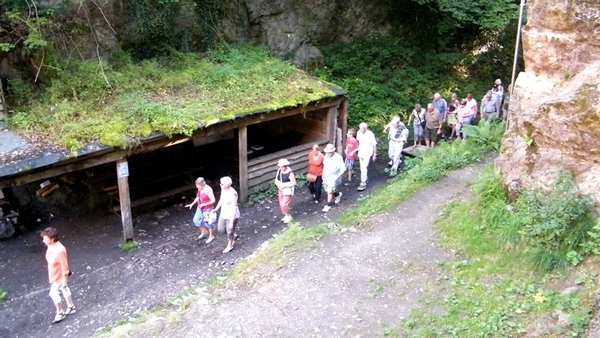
left=321, top=143, right=346, bottom=212
left=356, top=122, right=377, bottom=191
left=384, top=116, right=409, bottom=176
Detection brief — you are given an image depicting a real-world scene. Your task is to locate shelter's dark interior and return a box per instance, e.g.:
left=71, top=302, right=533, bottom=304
left=59, top=110, right=329, bottom=211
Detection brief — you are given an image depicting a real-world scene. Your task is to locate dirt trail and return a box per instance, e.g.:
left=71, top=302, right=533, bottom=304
left=0, top=157, right=487, bottom=338
left=103, top=161, right=487, bottom=338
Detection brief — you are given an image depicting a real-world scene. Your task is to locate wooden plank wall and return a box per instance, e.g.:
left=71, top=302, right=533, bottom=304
left=247, top=140, right=328, bottom=195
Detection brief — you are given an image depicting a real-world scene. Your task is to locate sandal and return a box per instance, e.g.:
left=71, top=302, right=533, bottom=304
left=53, top=312, right=66, bottom=324
left=65, top=306, right=76, bottom=315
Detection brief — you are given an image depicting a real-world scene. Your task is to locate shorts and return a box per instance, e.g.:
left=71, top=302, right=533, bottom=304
left=323, top=179, right=341, bottom=194
left=424, top=127, right=439, bottom=142
left=218, top=216, right=239, bottom=233
left=344, top=158, right=355, bottom=171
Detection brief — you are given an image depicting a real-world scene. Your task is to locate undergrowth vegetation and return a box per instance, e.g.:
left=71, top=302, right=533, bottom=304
left=397, top=166, right=600, bottom=337
left=314, top=36, right=495, bottom=126
left=7, top=46, right=336, bottom=150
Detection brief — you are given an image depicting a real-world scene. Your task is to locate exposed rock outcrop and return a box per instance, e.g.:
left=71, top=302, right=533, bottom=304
left=220, top=0, right=392, bottom=68
left=496, top=0, right=600, bottom=204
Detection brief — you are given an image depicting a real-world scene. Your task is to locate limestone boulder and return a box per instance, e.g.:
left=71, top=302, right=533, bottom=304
left=496, top=0, right=600, bottom=204
left=220, top=0, right=391, bottom=68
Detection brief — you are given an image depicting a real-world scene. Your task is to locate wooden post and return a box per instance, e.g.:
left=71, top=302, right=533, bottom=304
left=327, top=105, right=338, bottom=143
left=0, top=78, right=6, bottom=121
left=339, top=99, right=349, bottom=145
left=238, top=126, right=248, bottom=203
left=116, top=159, right=134, bottom=241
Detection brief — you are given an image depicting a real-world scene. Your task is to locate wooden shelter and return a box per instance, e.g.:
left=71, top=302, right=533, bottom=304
left=0, top=88, right=348, bottom=241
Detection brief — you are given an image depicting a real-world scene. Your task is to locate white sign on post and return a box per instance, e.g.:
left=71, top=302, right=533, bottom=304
left=117, top=161, right=129, bottom=178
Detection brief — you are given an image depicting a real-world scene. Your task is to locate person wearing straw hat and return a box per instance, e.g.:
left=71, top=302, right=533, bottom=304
left=274, top=158, right=296, bottom=223
left=321, top=143, right=346, bottom=212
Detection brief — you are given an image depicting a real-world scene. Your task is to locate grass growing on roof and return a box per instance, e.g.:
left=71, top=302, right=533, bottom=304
left=8, top=45, right=337, bottom=150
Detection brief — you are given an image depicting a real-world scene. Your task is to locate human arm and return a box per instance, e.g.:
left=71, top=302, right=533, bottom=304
left=186, top=193, right=199, bottom=209
left=57, top=250, right=71, bottom=285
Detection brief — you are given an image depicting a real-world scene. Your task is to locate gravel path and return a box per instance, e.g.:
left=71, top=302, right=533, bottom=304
left=103, top=161, right=487, bottom=338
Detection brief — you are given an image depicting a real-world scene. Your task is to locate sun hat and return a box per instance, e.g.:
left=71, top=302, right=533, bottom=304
left=323, top=144, right=336, bottom=153
left=278, top=159, right=290, bottom=167
left=220, top=176, right=233, bottom=186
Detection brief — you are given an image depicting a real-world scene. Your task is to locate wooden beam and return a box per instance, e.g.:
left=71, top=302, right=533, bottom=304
left=238, top=126, right=248, bottom=203
left=112, top=184, right=194, bottom=212
left=339, top=98, right=349, bottom=146
left=327, top=105, right=338, bottom=143
left=116, top=159, right=134, bottom=241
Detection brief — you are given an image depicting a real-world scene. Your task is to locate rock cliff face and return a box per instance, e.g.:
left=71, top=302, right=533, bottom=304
left=495, top=0, right=600, bottom=204
left=220, top=0, right=391, bottom=68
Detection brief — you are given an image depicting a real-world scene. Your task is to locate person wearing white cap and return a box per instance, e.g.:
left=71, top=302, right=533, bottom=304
left=274, top=158, right=296, bottom=223
left=212, top=176, right=240, bottom=253
left=321, top=144, right=346, bottom=212
left=356, top=122, right=377, bottom=191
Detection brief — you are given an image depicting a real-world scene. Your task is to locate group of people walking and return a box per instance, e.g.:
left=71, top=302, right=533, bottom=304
left=407, top=80, right=505, bottom=147
left=186, top=176, right=240, bottom=254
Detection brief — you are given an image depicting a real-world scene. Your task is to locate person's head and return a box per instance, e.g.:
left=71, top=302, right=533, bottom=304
left=451, top=93, right=458, bottom=101
left=495, top=79, right=502, bottom=85
left=427, top=103, right=434, bottom=111
left=486, top=91, right=492, bottom=98
left=460, top=99, right=467, bottom=106
left=433, top=93, right=441, bottom=101
left=358, top=122, right=368, bottom=133
left=391, top=115, right=400, bottom=126
left=414, top=103, right=422, bottom=111
left=41, top=227, right=59, bottom=244
left=277, top=158, right=290, bottom=169
left=195, top=177, right=206, bottom=188
left=466, top=93, right=473, bottom=100
left=323, top=143, right=336, bottom=157
left=220, top=176, right=233, bottom=189
left=312, top=144, right=320, bottom=152
left=347, top=128, right=355, bottom=138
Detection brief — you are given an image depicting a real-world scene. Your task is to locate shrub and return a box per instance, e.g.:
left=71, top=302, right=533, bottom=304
left=515, top=172, right=597, bottom=271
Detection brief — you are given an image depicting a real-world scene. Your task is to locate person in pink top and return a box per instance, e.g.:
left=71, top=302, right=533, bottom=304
left=465, top=93, right=478, bottom=123
left=186, top=177, right=216, bottom=243
left=344, top=128, right=359, bottom=185
left=41, top=227, right=76, bottom=324
left=307, top=144, right=325, bottom=203
left=455, top=99, right=474, bottom=139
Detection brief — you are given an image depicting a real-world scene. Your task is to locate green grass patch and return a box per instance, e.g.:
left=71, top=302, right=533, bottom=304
left=0, top=288, right=7, bottom=304
left=8, top=45, right=337, bottom=150
left=397, top=166, right=599, bottom=337
left=119, top=240, right=139, bottom=253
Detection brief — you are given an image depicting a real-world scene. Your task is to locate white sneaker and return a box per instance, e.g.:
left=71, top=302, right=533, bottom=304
left=388, top=160, right=393, bottom=166
left=334, top=192, right=343, bottom=204
left=322, top=205, right=331, bottom=212
left=357, top=183, right=366, bottom=191
left=283, top=215, right=292, bottom=223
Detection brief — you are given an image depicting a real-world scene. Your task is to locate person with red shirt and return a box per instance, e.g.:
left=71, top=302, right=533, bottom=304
left=41, top=227, right=76, bottom=324
left=186, top=177, right=216, bottom=243
left=344, top=128, right=359, bottom=185
left=307, top=144, right=325, bottom=203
